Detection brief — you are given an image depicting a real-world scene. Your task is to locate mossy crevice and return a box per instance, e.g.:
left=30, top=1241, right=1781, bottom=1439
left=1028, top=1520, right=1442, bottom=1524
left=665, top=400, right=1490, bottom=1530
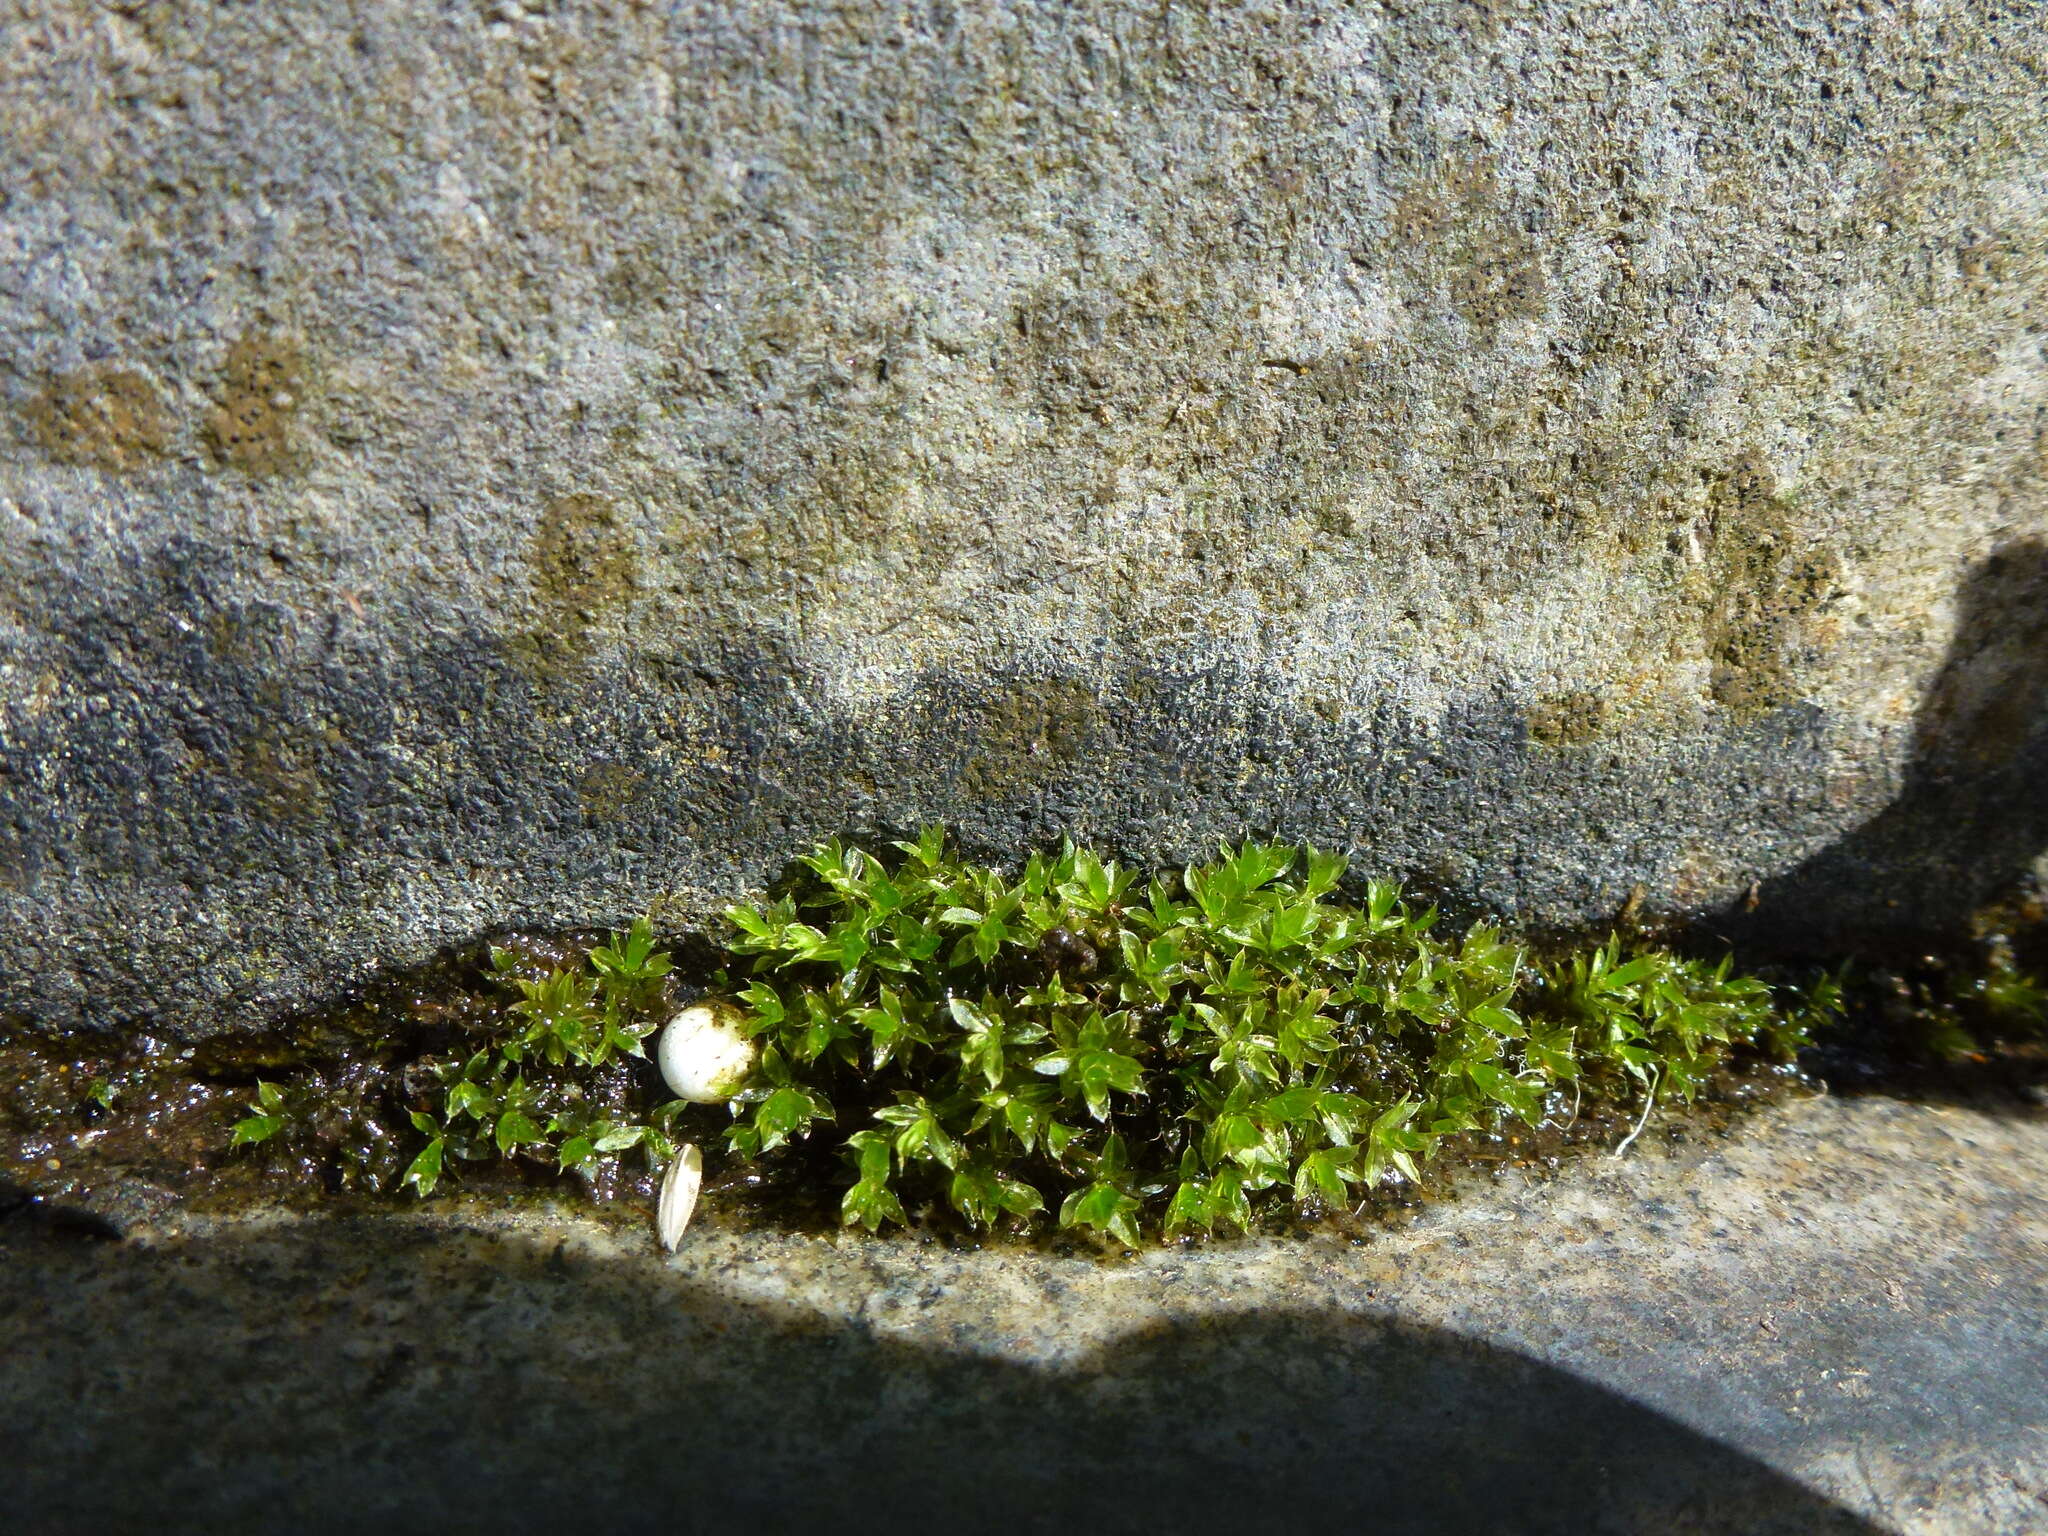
left=17, top=831, right=2039, bottom=1249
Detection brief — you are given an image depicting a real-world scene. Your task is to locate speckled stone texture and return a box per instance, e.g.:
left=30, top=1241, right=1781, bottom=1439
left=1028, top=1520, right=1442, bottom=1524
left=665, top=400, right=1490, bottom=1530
left=2, top=1, right=2045, bottom=1036
left=4, top=1091, right=2044, bottom=1533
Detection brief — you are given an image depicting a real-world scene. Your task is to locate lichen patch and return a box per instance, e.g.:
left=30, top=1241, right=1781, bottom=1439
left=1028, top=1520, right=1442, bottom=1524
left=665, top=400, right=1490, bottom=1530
left=203, top=332, right=307, bottom=476
left=961, top=676, right=1103, bottom=797
left=578, top=762, right=647, bottom=822
left=25, top=366, right=171, bottom=471
left=1527, top=689, right=1610, bottom=748
left=510, top=493, right=641, bottom=682
left=1703, top=451, right=1843, bottom=717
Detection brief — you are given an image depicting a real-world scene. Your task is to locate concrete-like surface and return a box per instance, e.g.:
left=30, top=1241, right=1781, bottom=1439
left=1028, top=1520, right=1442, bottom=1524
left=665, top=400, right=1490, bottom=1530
left=4, top=1, right=2047, bottom=1036
left=5, top=1089, right=2042, bottom=1533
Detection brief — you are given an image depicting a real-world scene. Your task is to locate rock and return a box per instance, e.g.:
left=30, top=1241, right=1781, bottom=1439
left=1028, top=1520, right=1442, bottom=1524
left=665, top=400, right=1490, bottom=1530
left=1, top=1, right=2045, bottom=1035
left=3, top=1092, right=2043, bottom=1532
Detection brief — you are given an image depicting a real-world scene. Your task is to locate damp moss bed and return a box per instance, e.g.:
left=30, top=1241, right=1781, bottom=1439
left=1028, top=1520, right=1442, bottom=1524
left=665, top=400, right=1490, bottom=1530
left=3, top=832, right=2044, bottom=1248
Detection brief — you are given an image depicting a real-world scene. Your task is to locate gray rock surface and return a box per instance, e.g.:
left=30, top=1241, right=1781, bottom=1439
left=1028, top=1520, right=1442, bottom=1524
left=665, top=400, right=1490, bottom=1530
left=4, top=1090, right=2044, bottom=1533
left=3, top=1, right=2046, bottom=1035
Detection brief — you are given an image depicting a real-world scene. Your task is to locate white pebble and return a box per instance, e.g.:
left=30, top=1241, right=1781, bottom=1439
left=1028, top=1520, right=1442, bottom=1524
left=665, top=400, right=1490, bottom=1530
left=657, top=1001, right=756, bottom=1103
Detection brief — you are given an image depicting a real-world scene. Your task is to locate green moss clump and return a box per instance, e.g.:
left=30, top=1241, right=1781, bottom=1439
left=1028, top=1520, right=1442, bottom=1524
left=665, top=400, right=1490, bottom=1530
left=712, top=832, right=1825, bottom=1242
left=225, top=831, right=1865, bottom=1242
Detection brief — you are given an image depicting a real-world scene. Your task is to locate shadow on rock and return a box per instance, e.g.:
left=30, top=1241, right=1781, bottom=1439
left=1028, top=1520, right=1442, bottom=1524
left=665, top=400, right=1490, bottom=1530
left=1715, top=537, right=2048, bottom=961
left=0, top=1216, right=1878, bottom=1535
left=0, top=1176, right=122, bottom=1242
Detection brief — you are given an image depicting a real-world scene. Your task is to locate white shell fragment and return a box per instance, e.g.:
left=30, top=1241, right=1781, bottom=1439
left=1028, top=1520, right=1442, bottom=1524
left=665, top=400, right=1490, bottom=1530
left=657, top=1001, right=757, bottom=1104
left=657, top=1143, right=703, bottom=1251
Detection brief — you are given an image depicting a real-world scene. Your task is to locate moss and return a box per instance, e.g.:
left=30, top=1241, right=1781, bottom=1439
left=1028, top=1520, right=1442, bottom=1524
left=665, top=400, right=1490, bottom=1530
left=1814, top=939, right=2047, bottom=1071
left=188, top=831, right=1853, bottom=1245
left=12, top=833, right=2037, bottom=1247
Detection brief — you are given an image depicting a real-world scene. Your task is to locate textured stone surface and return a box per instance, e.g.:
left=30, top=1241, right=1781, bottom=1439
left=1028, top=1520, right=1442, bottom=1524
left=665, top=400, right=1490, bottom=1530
left=2, top=1, right=2046, bottom=1035
left=4, top=1091, right=2044, bottom=1533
